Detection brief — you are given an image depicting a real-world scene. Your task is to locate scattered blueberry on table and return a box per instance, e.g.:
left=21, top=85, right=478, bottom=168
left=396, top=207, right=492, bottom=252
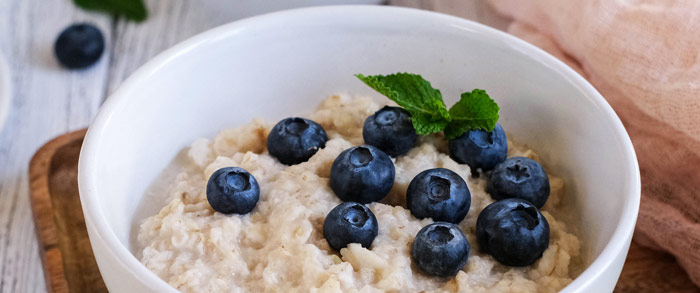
left=487, top=157, right=550, bottom=208
left=267, top=117, right=328, bottom=165
left=406, top=168, right=471, bottom=224
left=411, top=222, right=470, bottom=277
left=54, top=23, right=105, bottom=69
left=449, top=123, right=508, bottom=173
left=363, top=106, right=417, bottom=157
left=323, top=202, right=378, bottom=251
left=476, top=198, right=550, bottom=266
left=206, top=167, right=260, bottom=214
left=330, top=145, right=395, bottom=204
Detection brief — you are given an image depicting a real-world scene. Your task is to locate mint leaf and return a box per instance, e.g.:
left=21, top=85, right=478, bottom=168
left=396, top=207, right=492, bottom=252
left=74, top=0, right=148, bottom=22
left=356, top=73, right=450, bottom=135
left=355, top=73, right=501, bottom=138
left=444, top=89, right=500, bottom=139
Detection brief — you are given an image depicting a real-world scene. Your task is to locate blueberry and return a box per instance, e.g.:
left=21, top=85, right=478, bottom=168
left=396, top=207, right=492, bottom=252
left=54, top=23, right=105, bottom=69
left=476, top=198, right=549, bottom=266
left=487, top=157, right=550, bottom=208
left=323, top=202, right=378, bottom=251
left=267, top=117, right=328, bottom=165
left=449, top=124, right=508, bottom=172
left=206, top=167, right=260, bottom=214
left=406, top=168, right=471, bottom=223
left=330, top=145, right=395, bottom=204
left=411, top=222, right=470, bottom=277
left=363, top=106, right=417, bottom=157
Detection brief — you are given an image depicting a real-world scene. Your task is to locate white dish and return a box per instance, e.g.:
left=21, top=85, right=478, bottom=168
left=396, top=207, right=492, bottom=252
left=78, top=6, right=641, bottom=292
left=0, top=53, right=11, bottom=133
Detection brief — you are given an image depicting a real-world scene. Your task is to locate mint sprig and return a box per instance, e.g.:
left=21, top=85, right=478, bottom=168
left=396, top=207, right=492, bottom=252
left=356, top=73, right=500, bottom=139
left=356, top=73, right=450, bottom=135
left=443, top=89, right=500, bottom=139
left=73, top=0, right=148, bottom=22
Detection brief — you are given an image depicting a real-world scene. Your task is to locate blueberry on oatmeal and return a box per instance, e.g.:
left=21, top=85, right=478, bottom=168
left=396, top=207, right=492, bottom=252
left=449, top=123, right=507, bottom=172
left=487, top=157, right=550, bottom=208
left=330, top=145, right=395, bottom=204
left=412, top=222, right=470, bottom=277
left=267, top=117, right=328, bottom=165
left=206, top=167, right=260, bottom=214
left=476, top=198, right=550, bottom=266
left=323, top=202, right=379, bottom=251
left=406, top=168, right=471, bottom=224
left=363, top=106, right=417, bottom=157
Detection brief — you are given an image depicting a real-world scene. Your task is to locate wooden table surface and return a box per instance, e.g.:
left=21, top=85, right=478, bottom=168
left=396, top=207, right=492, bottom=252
left=0, top=0, right=695, bottom=292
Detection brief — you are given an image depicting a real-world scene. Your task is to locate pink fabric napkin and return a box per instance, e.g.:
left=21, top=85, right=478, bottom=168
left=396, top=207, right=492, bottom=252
left=485, top=0, right=700, bottom=286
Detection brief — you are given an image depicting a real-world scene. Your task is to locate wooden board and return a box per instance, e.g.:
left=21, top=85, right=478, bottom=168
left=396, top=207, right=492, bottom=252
left=28, top=129, right=107, bottom=293
left=27, top=130, right=699, bottom=292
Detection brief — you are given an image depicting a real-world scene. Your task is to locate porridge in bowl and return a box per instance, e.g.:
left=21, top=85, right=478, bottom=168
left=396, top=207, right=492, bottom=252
left=137, top=74, right=580, bottom=292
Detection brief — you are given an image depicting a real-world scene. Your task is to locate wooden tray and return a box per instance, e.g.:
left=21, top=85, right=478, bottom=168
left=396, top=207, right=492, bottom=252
left=28, top=130, right=698, bottom=293
left=29, top=129, right=107, bottom=293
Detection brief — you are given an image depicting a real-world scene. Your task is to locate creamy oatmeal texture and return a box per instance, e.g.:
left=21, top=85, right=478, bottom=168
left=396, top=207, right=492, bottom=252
left=138, top=95, right=580, bottom=292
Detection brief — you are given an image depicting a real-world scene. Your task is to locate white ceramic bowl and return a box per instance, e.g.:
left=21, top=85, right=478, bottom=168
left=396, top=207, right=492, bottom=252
left=79, top=6, right=640, bottom=292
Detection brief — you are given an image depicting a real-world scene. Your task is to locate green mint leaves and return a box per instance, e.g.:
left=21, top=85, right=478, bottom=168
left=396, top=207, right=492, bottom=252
left=356, top=73, right=499, bottom=139
left=444, top=89, right=500, bottom=139
left=356, top=73, right=450, bottom=135
left=73, top=0, right=148, bottom=22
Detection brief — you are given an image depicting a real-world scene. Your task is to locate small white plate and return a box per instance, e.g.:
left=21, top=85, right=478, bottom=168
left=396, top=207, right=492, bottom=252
left=0, top=52, right=11, bottom=133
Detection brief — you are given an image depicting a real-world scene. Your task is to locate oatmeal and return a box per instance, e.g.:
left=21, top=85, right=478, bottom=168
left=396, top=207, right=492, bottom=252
left=137, top=95, right=580, bottom=292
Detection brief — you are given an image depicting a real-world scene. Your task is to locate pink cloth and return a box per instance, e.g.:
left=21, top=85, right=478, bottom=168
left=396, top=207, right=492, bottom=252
left=487, top=0, right=700, bottom=286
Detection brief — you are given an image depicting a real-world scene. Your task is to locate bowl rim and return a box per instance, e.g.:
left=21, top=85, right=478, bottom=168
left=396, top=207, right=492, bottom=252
left=78, top=5, right=641, bottom=291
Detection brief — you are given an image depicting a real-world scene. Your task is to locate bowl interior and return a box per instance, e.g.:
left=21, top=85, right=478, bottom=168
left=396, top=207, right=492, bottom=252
left=80, top=6, right=638, bottom=291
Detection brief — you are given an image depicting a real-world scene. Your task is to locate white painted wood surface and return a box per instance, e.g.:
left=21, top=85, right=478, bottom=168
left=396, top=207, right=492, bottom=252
left=0, top=1, right=505, bottom=291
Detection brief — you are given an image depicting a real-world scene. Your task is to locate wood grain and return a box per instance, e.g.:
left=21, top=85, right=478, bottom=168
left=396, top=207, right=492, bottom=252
left=0, top=1, right=112, bottom=291
left=29, top=129, right=106, bottom=293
